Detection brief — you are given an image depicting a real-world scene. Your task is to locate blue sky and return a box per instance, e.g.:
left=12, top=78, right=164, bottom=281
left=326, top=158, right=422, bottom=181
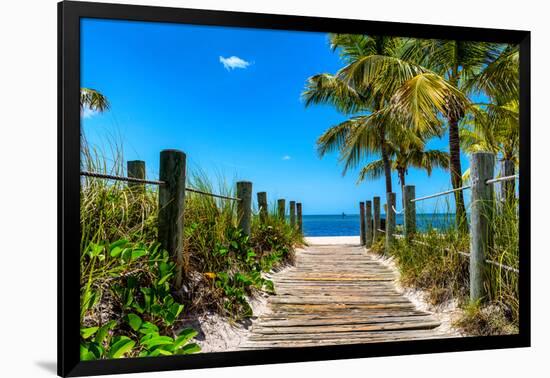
left=81, top=18, right=472, bottom=215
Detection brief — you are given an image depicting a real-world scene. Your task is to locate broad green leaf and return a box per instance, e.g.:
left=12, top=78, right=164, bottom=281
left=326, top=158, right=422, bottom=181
left=87, top=243, right=104, bottom=258
left=173, top=329, right=198, bottom=349
left=108, top=337, right=135, bottom=359
left=141, top=335, right=174, bottom=349
left=126, top=313, right=142, bottom=332
left=109, top=239, right=128, bottom=250
left=157, top=349, right=173, bottom=356
left=80, top=343, right=97, bottom=361
left=88, top=342, right=104, bottom=359
left=121, top=248, right=132, bottom=263
left=178, top=343, right=201, bottom=354
left=110, top=246, right=123, bottom=258
left=141, top=288, right=153, bottom=311
left=139, top=321, right=159, bottom=335
left=80, top=327, right=99, bottom=339
left=170, top=303, right=184, bottom=319
left=130, top=249, right=147, bottom=261
left=94, top=320, right=116, bottom=344
left=123, top=290, right=134, bottom=308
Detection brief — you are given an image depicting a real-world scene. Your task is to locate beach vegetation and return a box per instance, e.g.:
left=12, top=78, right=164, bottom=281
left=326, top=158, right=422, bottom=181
left=79, top=144, right=302, bottom=359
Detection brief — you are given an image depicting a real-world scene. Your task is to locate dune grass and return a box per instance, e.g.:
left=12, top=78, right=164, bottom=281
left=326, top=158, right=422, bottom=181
left=79, top=146, right=302, bottom=359
left=371, top=196, right=519, bottom=335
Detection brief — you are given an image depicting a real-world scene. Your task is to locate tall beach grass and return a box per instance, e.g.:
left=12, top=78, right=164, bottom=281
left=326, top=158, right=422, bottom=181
left=372, top=194, right=519, bottom=335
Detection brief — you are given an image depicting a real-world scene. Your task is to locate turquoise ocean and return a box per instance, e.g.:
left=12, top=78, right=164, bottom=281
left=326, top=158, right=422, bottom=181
left=301, top=214, right=456, bottom=237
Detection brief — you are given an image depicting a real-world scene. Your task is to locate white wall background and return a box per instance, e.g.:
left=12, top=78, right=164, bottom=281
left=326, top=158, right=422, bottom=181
left=0, top=0, right=547, bottom=376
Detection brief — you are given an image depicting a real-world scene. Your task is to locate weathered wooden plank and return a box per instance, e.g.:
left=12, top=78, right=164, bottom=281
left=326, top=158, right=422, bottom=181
left=246, top=330, right=447, bottom=342
left=243, top=242, right=446, bottom=349
left=240, top=334, right=450, bottom=349
left=252, top=320, right=441, bottom=335
left=270, top=296, right=412, bottom=304
left=257, top=315, right=436, bottom=327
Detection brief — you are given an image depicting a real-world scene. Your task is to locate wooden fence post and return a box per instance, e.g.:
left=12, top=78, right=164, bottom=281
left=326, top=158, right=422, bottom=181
left=404, top=185, right=416, bottom=239
left=296, top=202, right=303, bottom=233
left=158, top=149, right=186, bottom=290
left=277, top=199, right=286, bottom=221
left=127, top=160, right=145, bottom=192
left=257, top=191, right=268, bottom=223
left=290, top=201, right=296, bottom=228
left=373, top=196, right=381, bottom=242
left=385, top=192, right=396, bottom=253
left=366, top=200, right=373, bottom=248
left=237, top=181, right=253, bottom=237
left=359, top=202, right=366, bottom=246
left=470, top=152, right=495, bottom=302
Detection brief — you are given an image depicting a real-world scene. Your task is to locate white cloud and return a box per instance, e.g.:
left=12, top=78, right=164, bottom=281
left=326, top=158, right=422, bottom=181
left=219, top=56, right=251, bottom=70
left=282, top=155, right=291, bottom=161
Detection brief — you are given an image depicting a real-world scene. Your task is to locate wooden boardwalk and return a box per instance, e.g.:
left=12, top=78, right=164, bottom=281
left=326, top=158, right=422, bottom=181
left=242, top=242, right=445, bottom=349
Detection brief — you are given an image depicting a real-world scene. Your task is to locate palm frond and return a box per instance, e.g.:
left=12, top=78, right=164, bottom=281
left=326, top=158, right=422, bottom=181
left=357, top=159, right=386, bottom=183
left=338, top=54, right=426, bottom=102
left=80, top=88, right=110, bottom=112
left=302, top=73, right=368, bottom=113
left=316, top=119, right=356, bottom=157
left=389, top=72, right=470, bottom=134
left=467, top=45, right=519, bottom=101
left=339, top=111, right=388, bottom=174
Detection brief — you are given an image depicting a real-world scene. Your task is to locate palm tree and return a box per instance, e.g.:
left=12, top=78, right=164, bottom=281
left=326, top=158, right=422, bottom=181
left=357, top=132, right=450, bottom=204
left=461, top=100, right=519, bottom=203
left=339, top=38, right=501, bottom=231
left=461, top=44, right=519, bottom=204
left=303, top=35, right=417, bottom=195
left=80, top=88, right=110, bottom=113
left=79, top=88, right=109, bottom=150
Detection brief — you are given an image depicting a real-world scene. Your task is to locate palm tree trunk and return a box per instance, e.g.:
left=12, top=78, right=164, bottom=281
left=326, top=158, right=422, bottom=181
left=398, top=168, right=406, bottom=207
left=449, top=116, right=467, bottom=233
left=380, top=128, right=392, bottom=194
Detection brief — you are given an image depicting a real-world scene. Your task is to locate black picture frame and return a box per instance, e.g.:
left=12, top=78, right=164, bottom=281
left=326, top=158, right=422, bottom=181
left=58, top=1, right=531, bottom=376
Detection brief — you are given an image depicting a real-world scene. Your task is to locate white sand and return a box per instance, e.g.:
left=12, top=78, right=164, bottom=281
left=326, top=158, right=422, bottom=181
left=183, top=264, right=294, bottom=353
left=305, top=236, right=360, bottom=245
left=179, top=294, right=270, bottom=353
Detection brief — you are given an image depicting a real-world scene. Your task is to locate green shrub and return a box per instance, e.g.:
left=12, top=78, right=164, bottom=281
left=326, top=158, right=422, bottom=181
left=80, top=240, right=201, bottom=360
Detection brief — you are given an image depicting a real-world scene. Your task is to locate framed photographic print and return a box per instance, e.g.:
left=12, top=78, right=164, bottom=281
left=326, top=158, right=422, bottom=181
left=58, top=0, right=530, bottom=376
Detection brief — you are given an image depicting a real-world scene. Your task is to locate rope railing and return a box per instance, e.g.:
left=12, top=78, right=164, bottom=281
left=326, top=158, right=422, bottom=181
left=485, top=174, right=519, bottom=185
left=410, top=174, right=519, bottom=203
left=447, top=248, right=519, bottom=274
left=184, top=187, right=241, bottom=201
left=80, top=171, right=165, bottom=186
left=80, top=171, right=241, bottom=201
left=410, top=239, right=519, bottom=274
left=410, top=185, right=471, bottom=203
left=392, top=205, right=404, bottom=214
